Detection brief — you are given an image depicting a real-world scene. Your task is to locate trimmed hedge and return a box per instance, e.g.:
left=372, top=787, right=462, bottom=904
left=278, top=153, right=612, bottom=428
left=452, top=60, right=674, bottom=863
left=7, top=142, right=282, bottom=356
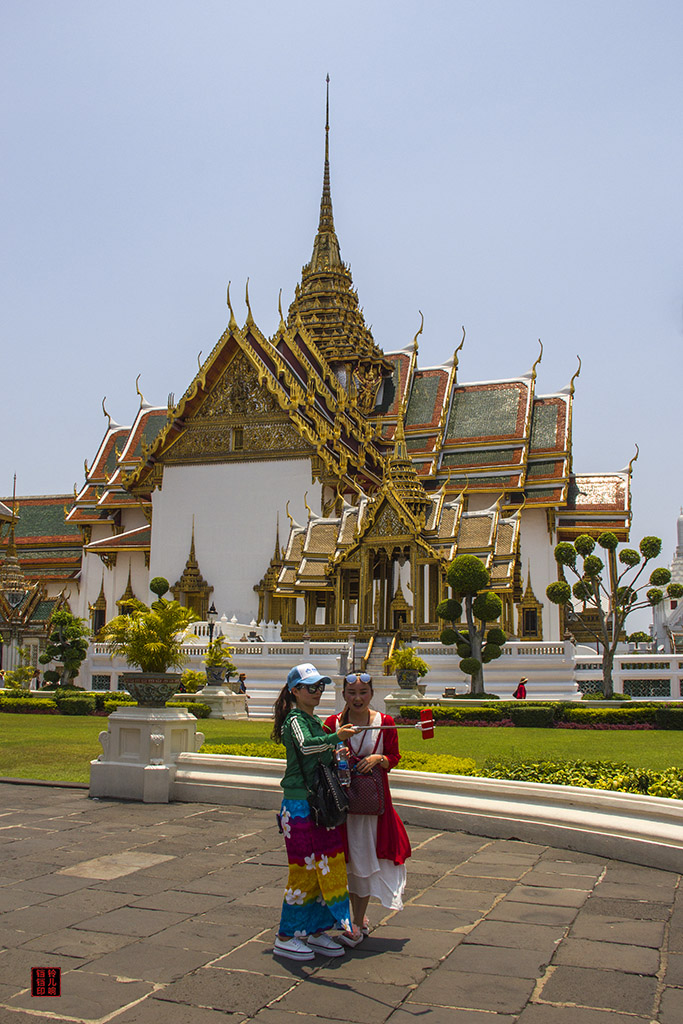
left=58, top=695, right=98, bottom=716
left=103, top=699, right=138, bottom=714
left=655, top=707, right=683, bottom=730
left=507, top=705, right=555, bottom=728
left=0, top=697, right=58, bottom=714
left=481, top=758, right=683, bottom=800
left=399, top=702, right=683, bottom=729
left=168, top=702, right=211, bottom=719
left=102, top=699, right=211, bottom=718
left=564, top=705, right=658, bottom=725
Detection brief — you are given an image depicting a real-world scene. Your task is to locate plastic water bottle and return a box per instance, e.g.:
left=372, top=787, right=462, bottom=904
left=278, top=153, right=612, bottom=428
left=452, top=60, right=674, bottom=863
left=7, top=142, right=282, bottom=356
left=335, top=742, right=351, bottom=787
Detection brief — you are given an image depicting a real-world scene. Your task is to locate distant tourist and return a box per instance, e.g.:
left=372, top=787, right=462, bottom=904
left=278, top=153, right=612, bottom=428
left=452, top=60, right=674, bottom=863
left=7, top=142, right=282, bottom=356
left=238, top=672, right=250, bottom=716
left=513, top=677, right=527, bottom=699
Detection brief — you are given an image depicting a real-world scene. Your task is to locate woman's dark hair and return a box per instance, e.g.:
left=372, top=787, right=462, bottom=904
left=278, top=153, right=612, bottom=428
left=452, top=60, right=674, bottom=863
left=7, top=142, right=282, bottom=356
left=340, top=673, right=374, bottom=725
left=272, top=683, right=295, bottom=742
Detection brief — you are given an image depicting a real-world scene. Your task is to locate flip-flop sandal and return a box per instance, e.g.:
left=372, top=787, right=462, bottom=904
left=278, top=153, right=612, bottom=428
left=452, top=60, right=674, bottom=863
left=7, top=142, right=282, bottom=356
left=338, top=927, right=364, bottom=948
left=362, top=917, right=370, bottom=935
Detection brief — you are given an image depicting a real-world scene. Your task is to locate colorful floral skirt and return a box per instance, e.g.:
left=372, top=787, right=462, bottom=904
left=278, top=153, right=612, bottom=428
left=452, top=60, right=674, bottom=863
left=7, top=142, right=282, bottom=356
left=278, top=798, right=351, bottom=938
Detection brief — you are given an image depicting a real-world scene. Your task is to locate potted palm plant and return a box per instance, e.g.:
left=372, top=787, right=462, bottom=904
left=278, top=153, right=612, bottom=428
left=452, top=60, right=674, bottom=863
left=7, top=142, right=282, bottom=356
left=101, top=577, right=198, bottom=707
left=383, top=644, right=430, bottom=690
left=203, top=635, right=238, bottom=687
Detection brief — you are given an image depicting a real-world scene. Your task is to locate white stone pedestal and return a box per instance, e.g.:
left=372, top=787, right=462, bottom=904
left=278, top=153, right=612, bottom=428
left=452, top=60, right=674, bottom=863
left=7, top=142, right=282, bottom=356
left=384, top=689, right=429, bottom=718
left=197, top=686, right=249, bottom=719
left=89, top=707, right=205, bottom=802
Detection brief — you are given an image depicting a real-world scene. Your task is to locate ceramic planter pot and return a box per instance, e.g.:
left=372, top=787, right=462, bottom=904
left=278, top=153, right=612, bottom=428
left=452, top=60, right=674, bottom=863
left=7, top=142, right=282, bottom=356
left=122, top=672, right=181, bottom=707
left=205, top=667, right=226, bottom=686
left=396, top=668, right=420, bottom=690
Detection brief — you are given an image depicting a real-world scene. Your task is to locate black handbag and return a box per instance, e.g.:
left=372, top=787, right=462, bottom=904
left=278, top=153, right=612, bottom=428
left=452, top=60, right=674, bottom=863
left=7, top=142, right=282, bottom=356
left=293, top=744, right=349, bottom=829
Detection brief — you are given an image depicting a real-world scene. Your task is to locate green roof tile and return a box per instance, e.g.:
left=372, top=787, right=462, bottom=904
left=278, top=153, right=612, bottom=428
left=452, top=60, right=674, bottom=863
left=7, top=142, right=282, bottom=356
left=447, top=387, right=520, bottom=441
left=529, top=404, right=559, bottom=451
left=406, top=376, right=440, bottom=426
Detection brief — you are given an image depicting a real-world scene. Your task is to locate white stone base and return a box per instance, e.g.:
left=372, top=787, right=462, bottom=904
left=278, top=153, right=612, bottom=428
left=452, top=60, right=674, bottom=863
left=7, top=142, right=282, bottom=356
left=384, top=689, right=430, bottom=718
left=89, top=707, right=205, bottom=803
left=197, top=687, right=250, bottom=719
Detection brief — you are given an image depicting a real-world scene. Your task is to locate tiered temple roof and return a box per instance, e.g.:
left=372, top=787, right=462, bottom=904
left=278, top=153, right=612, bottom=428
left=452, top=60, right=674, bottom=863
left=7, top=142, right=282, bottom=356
left=0, top=495, right=82, bottom=584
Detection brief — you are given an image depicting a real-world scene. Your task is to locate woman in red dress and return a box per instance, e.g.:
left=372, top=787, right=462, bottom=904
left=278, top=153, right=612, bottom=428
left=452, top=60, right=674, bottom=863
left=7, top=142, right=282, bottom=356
left=324, top=672, right=411, bottom=944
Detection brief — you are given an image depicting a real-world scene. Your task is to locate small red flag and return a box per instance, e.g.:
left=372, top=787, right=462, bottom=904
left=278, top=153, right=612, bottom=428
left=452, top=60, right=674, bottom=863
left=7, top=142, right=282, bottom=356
left=420, top=709, right=435, bottom=739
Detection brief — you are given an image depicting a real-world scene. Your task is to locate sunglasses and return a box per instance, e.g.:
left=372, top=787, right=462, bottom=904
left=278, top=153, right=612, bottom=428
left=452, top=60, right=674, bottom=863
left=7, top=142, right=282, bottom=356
left=344, top=673, right=372, bottom=684
left=295, top=682, right=326, bottom=694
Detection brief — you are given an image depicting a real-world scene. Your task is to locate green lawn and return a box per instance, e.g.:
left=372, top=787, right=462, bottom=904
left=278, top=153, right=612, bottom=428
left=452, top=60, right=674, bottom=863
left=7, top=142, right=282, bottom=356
left=1, top=715, right=682, bottom=784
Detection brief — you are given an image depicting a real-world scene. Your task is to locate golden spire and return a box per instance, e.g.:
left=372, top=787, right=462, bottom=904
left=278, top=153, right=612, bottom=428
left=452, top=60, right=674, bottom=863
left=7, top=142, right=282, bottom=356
left=383, top=408, right=431, bottom=524
left=286, top=77, right=391, bottom=378
left=0, top=475, right=29, bottom=600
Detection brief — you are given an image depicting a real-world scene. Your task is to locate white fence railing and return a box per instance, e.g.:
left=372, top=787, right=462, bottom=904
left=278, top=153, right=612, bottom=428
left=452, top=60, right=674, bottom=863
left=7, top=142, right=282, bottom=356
left=78, top=641, right=683, bottom=714
left=576, top=654, right=683, bottom=699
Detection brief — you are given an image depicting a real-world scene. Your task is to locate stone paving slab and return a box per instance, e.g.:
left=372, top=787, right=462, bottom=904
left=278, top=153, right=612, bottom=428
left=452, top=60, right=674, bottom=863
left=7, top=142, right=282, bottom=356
left=390, top=1008, right=517, bottom=1023
left=0, top=782, right=681, bottom=1023
left=539, top=964, right=659, bottom=1015
left=551, top=935, right=660, bottom=974
left=516, top=1007, right=651, bottom=1023
left=407, top=967, right=535, bottom=1013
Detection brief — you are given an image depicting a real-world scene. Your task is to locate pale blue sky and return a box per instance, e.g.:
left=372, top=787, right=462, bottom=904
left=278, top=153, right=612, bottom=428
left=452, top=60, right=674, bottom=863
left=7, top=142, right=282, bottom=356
left=2, top=1, right=682, bottom=579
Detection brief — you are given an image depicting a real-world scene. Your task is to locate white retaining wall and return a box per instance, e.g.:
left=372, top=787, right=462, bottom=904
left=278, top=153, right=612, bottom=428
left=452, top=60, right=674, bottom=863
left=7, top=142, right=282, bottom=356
left=172, top=753, right=683, bottom=872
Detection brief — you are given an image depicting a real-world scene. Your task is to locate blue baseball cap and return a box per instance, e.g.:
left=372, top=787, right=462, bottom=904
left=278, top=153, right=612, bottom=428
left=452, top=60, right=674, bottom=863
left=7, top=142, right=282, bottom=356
left=286, top=663, right=332, bottom=690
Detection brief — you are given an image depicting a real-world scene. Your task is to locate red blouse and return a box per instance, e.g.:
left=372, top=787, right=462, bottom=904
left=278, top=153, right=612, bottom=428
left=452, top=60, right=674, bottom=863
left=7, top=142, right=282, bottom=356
left=324, top=711, right=412, bottom=866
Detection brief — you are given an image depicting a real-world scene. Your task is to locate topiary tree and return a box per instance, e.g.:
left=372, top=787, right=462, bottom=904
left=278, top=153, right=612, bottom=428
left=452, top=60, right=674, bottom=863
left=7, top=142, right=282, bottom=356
left=546, top=533, right=682, bottom=698
left=437, top=554, right=507, bottom=695
left=39, top=609, right=90, bottom=687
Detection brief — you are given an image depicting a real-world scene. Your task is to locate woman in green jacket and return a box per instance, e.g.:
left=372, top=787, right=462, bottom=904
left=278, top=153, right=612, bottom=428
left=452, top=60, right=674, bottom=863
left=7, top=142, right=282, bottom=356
left=272, top=663, right=358, bottom=961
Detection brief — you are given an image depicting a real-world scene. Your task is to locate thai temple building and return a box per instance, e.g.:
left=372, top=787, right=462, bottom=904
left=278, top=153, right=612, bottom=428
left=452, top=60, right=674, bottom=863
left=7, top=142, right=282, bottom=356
left=653, top=510, right=683, bottom=653
left=1, top=90, right=635, bottom=668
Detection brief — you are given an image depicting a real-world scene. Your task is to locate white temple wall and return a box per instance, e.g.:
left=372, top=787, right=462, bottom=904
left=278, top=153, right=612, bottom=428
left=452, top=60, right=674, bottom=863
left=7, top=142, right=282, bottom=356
left=518, top=508, right=561, bottom=641
left=75, top=525, right=112, bottom=622
left=76, top=508, right=150, bottom=626
left=150, top=459, right=315, bottom=624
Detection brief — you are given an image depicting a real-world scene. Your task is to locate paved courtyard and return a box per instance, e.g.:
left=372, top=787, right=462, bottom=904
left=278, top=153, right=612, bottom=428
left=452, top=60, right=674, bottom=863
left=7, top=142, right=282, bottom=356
left=0, top=782, right=682, bottom=1023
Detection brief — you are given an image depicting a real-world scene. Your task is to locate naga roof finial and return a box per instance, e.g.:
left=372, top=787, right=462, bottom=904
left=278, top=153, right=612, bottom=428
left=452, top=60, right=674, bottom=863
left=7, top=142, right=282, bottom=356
left=569, top=354, right=582, bottom=395
left=227, top=281, right=238, bottom=331
left=531, top=338, right=543, bottom=380
left=627, top=443, right=639, bottom=476
left=413, top=311, right=424, bottom=353
left=245, top=278, right=254, bottom=327
left=454, top=326, right=465, bottom=362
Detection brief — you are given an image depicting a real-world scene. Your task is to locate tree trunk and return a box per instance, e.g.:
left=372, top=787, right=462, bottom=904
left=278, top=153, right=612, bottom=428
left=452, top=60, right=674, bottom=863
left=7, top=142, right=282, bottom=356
left=601, top=646, right=614, bottom=698
left=465, top=596, right=485, bottom=695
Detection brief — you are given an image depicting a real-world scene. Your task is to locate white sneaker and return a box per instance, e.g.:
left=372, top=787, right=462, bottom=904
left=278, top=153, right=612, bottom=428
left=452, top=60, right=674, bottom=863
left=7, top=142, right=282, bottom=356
left=307, top=932, right=345, bottom=957
left=273, top=935, right=315, bottom=961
